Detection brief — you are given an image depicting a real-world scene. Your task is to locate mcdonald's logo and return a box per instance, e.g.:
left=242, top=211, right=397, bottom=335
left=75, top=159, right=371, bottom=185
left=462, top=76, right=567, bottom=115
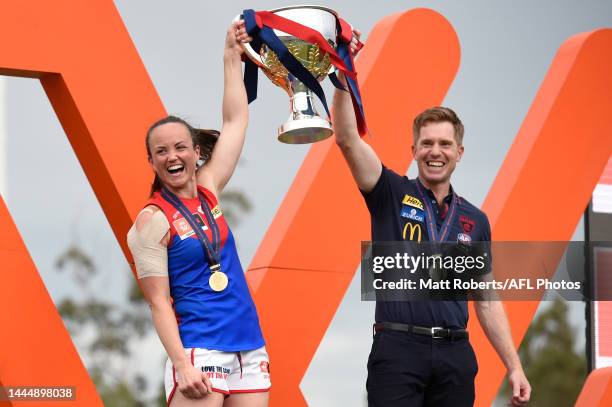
left=1, top=3, right=611, bottom=407
left=403, top=222, right=422, bottom=242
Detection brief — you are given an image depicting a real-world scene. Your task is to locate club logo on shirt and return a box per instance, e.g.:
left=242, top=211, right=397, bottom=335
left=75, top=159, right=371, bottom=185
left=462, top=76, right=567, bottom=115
left=402, top=194, right=424, bottom=210
left=400, top=206, right=425, bottom=222
left=260, top=361, right=270, bottom=373
left=403, top=222, right=422, bottom=242
left=172, top=213, right=208, bottom=240
left=459, top=215, right=475, bottom=234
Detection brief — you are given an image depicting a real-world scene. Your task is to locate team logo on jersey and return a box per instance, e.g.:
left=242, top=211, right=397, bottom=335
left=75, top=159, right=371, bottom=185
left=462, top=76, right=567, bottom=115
left=173, top=213, right=208, bottom=240
left=402, top=194, right=424, bottom=210
left=260, top=361, right=270, bottom=373
left=403, top=222, right=422, bottom=242
left=400, top=206, right=425, bottom=222
left=459, top=215, right=475, bottom=234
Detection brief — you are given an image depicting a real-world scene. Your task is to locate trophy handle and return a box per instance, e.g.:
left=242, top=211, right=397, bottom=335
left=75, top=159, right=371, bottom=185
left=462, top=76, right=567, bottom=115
left=233, top=14, right=266, bottom=68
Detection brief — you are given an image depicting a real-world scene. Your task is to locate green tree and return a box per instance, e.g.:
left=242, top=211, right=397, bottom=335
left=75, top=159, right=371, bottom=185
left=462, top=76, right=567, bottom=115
left=56, top=244, right=152, bottom=406
left=499, top=298, right=587, bottom=406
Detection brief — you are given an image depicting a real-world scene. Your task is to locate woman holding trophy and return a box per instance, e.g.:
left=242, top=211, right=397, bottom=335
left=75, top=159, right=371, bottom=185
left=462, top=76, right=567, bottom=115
left=127, top=20, right=270, bottom=407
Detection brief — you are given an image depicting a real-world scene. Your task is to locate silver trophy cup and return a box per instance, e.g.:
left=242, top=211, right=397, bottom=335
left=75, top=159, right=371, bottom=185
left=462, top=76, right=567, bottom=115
left=241, top=5, right=338, bottom=144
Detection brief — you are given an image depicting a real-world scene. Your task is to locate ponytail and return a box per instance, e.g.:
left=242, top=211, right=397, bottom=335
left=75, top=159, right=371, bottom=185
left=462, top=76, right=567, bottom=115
left=193, top=128, right=220, bottom=163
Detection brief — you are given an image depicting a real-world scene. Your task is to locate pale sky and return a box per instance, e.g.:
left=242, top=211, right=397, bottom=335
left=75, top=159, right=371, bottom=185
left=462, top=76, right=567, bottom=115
left=4, top=1, right=612, bottom=405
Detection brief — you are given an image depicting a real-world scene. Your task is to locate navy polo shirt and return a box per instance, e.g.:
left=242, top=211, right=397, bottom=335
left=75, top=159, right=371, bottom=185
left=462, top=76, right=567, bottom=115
left=363, top=165, right=491, bottom=329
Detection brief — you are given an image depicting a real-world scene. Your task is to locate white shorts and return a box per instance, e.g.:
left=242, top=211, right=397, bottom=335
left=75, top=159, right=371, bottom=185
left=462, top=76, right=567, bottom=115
left=164, top=346, right=271, bottom=403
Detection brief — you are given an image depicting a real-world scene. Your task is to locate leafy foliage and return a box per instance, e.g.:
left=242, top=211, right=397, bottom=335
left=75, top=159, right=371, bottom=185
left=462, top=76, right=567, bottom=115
left=56, top=247, right=153, bottom=405
left=499, top=299, right=587, bottom=406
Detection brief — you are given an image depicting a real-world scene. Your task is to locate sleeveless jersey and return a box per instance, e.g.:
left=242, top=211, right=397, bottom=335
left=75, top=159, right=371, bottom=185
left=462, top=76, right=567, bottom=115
left=148, top=185, right=264, bottom=351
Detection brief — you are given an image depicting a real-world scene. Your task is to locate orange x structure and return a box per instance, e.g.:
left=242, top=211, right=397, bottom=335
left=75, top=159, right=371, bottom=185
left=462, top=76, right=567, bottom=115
left=576, top=367, right=612, bottom=406
left=0, top=1, right=611, bottom=406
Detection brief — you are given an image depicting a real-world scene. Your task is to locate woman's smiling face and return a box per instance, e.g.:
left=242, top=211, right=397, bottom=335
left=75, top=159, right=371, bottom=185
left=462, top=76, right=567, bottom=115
left=147, top=122, right=200, bottom=194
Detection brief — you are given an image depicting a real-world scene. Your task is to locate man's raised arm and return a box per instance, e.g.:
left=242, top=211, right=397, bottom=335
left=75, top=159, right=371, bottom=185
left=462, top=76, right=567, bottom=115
left=332, top=33, right=381, bottom=193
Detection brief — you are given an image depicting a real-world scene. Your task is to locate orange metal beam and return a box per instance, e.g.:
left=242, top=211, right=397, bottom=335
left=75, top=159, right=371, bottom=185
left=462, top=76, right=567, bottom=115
left=575, top=367, right=612, bottom=407
left=0, top=198, right=101, bottom=406
left=472, top=29, right=612, bottom=405
left=0, top=1, right=166, bottom=405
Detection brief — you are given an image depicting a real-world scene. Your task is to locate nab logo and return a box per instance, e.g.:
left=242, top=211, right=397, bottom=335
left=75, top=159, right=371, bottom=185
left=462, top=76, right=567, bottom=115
left=403, top=222, right=422, bottom=242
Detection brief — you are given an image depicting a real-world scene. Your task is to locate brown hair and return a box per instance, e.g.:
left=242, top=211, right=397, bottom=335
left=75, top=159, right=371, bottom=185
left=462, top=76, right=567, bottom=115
left=413, top=106, right=464, bottom=145
left=145, top=116, right=219, bottom=196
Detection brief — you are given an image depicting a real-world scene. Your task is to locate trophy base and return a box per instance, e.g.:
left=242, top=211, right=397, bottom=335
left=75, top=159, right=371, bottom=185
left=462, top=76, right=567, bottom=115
left=278, top=117, right=333, bottom=144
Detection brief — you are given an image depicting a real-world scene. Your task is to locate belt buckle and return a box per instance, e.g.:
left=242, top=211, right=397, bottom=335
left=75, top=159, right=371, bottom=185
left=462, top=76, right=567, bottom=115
left=431, top=327, right=445, bottom=339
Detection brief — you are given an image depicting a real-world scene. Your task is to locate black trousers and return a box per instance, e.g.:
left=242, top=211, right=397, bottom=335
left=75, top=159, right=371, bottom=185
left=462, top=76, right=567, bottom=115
left=366, top=330, right=478, bottom=407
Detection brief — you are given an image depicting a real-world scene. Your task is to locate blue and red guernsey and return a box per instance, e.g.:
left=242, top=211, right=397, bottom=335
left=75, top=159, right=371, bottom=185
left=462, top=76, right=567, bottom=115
left=149, top=185, right=264, bottom=351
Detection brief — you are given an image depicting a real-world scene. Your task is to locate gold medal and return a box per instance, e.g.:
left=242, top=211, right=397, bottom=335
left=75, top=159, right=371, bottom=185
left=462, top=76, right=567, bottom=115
left=209, top=271, right=229, bottom=292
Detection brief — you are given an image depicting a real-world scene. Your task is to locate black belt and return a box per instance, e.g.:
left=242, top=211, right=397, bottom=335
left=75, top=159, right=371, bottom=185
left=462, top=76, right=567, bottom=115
left=374, top=322, right=469, bottom=340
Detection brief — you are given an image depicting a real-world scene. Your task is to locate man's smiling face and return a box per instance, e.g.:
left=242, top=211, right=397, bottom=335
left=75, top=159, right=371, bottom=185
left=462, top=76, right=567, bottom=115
left=412, top=121, right=464, bottom=187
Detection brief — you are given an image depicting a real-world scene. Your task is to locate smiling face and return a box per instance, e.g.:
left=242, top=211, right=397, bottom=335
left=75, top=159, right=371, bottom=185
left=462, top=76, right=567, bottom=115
left=412, top=121, right=464, bottom=188
left=147, top=122, right=200, bottom=196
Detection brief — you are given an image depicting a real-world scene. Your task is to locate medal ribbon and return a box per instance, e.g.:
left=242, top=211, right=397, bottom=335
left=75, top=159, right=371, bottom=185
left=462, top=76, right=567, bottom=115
left=242, top=9, right=367, bottom=136
left=415, top=180, right=458, bottom=242
left=161, top=187, right=221, bottom=270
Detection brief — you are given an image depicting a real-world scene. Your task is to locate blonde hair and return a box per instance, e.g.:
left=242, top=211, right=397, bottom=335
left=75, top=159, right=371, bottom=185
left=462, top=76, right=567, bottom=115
left=413, top=106, right=464, bottom=145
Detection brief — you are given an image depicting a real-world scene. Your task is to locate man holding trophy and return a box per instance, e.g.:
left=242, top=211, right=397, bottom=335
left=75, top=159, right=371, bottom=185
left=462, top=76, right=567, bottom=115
left=331, top=31, right=531, bottom=407
left=239, top=4, right=530, bottom=406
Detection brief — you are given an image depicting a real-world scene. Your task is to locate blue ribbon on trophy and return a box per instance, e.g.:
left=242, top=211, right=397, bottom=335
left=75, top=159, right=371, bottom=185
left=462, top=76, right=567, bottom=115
left=239, top=6, right=367, bottom=144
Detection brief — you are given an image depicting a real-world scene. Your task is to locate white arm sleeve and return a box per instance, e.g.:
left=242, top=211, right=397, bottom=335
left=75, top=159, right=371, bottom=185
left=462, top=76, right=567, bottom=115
left=127, top=209, right=170, bottom=279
